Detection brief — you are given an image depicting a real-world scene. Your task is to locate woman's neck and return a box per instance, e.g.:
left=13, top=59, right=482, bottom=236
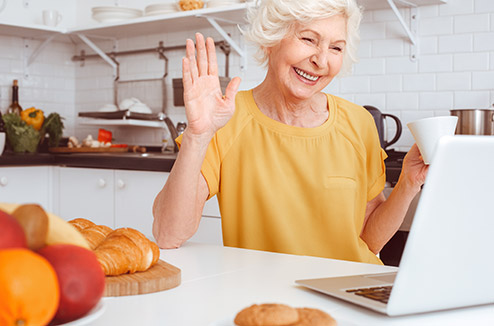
left=252, top=81, right=329, bottom=128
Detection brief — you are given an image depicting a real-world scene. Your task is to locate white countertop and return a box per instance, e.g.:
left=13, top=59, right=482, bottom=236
left=92, top=242, right=494, bottom=326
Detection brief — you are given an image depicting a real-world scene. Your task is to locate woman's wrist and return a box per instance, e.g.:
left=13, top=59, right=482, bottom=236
left=394, top=173, right=422, bottom=199
left=180, top=129, right=214, bottom=152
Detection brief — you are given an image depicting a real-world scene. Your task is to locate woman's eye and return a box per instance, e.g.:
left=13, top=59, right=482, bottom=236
left=302, top=37, right=314, bottom=43
left=330, top=46, right=343, bottom=53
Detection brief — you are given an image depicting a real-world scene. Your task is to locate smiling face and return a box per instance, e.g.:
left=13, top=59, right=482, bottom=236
left=264, top=15, right=347, bottom=101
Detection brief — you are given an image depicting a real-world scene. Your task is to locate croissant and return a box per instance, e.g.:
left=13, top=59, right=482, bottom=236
left=95, top=228, right=160, bottom=275
left=68, top=217, right=95, bottom=231
left=68, top=218, right=160, bottom=276
left=80, top=225, right=113, bottom=250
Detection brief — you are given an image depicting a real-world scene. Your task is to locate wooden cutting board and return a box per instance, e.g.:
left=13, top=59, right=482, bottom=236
left=49, top=147, right=129, bottom=153
left=104, top=260, right=181, bottom=297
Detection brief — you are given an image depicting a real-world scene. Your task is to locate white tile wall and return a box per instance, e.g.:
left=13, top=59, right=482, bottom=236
left=0, top=35, right=77, bottom=136
left=0, top=0, right=493, bottom=150
left=339, top=0, right=494, bottom=150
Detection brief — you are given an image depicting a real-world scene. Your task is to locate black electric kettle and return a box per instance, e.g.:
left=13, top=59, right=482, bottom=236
left=364, top=105, right=402, bottom=150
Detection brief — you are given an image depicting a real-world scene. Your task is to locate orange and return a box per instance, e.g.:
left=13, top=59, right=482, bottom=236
left=0, top=249, right=59, bottom=326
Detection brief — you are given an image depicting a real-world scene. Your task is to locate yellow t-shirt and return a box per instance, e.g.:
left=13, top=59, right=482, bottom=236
left=190, top=90, right=386, bottom=264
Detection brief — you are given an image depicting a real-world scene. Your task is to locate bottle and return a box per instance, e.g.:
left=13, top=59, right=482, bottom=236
left=7, top=80, right=22, bottom=115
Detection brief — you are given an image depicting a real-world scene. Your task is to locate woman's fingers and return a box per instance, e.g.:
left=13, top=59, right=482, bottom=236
left=185, top=38, right=199, bottom=82
left=186, top=34, right=219, bottom=83
left=182, top=57, right=192, bottom=94
left=206, top=37, right=218, bottom=76
left=195, top=33, right=208, bottom=77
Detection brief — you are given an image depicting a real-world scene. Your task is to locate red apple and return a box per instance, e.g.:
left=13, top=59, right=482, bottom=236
left=38, top=244, right=105, bottom=324
left=0, top=209, right=27, bottom=249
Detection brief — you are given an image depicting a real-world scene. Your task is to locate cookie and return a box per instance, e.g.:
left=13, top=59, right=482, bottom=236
left=234, top=303, right=299, bottom=326
left=290, top=308, right=337, bottom=326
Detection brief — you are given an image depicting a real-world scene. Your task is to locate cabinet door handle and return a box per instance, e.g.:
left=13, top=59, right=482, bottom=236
left=0, top=176, right=7, bottom=186
left=98, top=178, right=106, bottom=188
left=117, top=179, right=125, bottom=189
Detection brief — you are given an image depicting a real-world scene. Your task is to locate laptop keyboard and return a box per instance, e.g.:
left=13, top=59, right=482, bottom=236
left=346, top=286, right=392, bottom=304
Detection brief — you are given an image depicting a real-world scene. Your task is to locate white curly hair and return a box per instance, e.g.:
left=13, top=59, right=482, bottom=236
left=243, top=0, right=362, bottom=75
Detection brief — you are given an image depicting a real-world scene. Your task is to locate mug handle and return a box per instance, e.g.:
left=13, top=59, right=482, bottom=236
left=58, top=13, right=63, bottom=24
left=382, top=114, right=402, bottom=148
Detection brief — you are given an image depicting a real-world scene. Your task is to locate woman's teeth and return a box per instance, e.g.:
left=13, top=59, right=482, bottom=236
left=294, top=68, right=319, bottom=81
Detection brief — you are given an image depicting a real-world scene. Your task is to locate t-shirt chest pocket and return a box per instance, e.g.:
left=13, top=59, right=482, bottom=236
left=324, top=176, right=357, bottom=190
left=323, top=177, right=358, bottom=219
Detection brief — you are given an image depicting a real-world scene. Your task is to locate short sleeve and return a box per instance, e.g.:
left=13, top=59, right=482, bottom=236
left=201, top=135, right=221, bottom=199
left=367, top=148, right=387, bottom=201
left=362, top=117, right=388, bottom=201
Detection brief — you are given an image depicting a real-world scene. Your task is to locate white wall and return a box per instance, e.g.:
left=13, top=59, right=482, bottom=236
left=339, top=0, right=494, bottom=150
left=1, top=0, right=493, bottom=150
left=0, top=35, right=77, bottom=136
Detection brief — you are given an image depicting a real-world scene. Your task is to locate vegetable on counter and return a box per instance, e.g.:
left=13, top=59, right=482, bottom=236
left=67, top=133, right=127, bottom=150
left=3, top=111, right=64, bottom=153
left=2, top=113, right=41, bottom=153
left=97, top=128, right=112, bottom=143
left=40, top=112, right=64, bottom=148
left=20, top=107, right=44, bottom=131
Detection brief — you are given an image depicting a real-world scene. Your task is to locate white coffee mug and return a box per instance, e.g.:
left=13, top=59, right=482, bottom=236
left=43, top=10, right=63, bottom=27
left=407, top=116, right=458, bottom=165
left=0, top=132, right=5, bottom=156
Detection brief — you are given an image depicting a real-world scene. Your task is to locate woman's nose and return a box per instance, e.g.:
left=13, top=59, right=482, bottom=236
left=310, top=49, right=328, bottom=68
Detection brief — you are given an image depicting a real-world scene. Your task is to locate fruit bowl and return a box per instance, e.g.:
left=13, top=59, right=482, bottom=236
left=51, top=301, right=105, bottom=326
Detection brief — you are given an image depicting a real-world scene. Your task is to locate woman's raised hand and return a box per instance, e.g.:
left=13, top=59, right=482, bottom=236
left=182, top=33, right=241, bottom=139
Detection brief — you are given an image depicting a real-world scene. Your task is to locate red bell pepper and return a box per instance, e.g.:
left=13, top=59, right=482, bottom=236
left=97, top=128, right=112, bottom=143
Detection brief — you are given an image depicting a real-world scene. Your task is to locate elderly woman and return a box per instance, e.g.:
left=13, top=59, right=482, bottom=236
left=152, top=0, right=427, bottom=264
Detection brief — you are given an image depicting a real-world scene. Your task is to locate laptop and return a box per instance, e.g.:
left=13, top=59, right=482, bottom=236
left=296, top=135, right=494, bottom=316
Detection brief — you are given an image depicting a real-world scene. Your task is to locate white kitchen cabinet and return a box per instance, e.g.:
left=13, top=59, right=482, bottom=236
left=188, top=215, right=223, bottom=245
left=0, top=166, right=54, bottom=211
left=114, top=170, right=168, bottom=239
left=57, top=167, right=167, bottom=232
left=57, top=167, right=114, bottom=226
left=189, top=196, right=223, bottom=245
left=56, top=166, right=223, bottom=244
left=115, top=170, right=223, bottom=244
